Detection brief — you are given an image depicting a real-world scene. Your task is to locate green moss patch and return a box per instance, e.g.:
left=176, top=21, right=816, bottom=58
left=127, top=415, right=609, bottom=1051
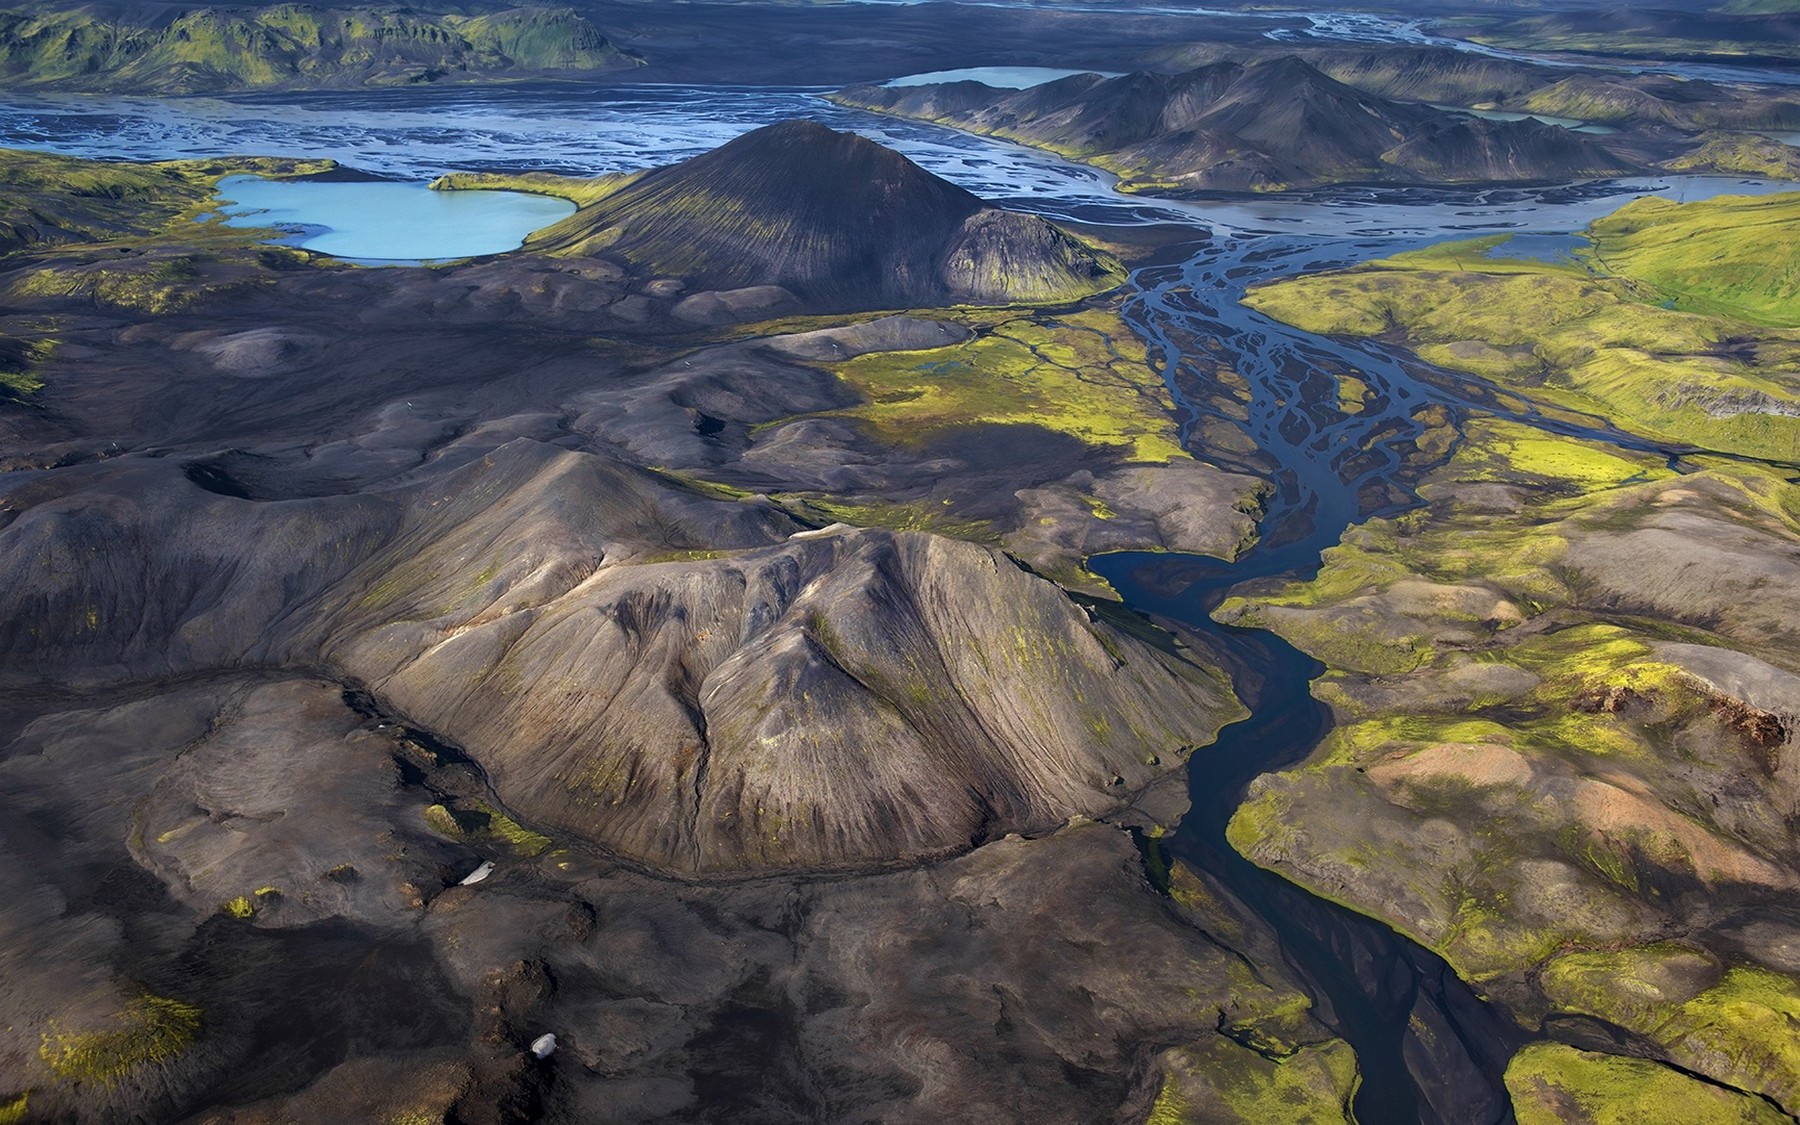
left=432, top=169, right=644, bottom=209
left=1506, top=1041, right=1787, bottom=1125
left=39, top=991, right=202, bottom=1085
left=1149, top=1037, right=1359, bottom=1124
left=814, top=307, right=1188, bottom=464
left=1540, top=949, right=1800, bottom=1115
left=0, top=146, right=335, bottom=258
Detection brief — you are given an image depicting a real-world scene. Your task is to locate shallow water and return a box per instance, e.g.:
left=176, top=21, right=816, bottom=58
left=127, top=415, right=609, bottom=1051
left=213, top=175, right=575, bottom=262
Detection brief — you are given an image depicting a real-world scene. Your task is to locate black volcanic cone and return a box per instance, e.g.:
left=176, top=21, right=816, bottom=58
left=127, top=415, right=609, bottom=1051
left=531, top=119, right=1118, bottom=307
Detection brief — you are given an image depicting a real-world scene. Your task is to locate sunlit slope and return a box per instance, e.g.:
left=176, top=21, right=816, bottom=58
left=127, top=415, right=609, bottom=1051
left=832, top=55, right=1637, bottom=193
left=1587, top=192, right=1800, bottom=326
left=1244, top=191, right=1800, bottom=461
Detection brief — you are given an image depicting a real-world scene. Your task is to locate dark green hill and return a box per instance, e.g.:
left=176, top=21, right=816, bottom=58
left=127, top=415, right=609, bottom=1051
left=519, top=120, right=1122, bottom=307
left=833, top=56, right=1638, bottom=192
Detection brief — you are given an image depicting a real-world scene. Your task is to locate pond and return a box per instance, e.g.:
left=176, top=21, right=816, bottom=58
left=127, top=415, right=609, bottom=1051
left=211, top=175, right=576, bottom=263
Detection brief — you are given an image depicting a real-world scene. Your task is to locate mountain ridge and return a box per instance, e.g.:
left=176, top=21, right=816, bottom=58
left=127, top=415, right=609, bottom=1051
left=0, top=3, right=642, bottom=92
left=832, top=55, right=1639, bottom=192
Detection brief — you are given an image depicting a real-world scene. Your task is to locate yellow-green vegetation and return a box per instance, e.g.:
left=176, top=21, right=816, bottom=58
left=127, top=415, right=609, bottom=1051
left=778, top=495, right=995, bottom=540
left=1506, top=1042, right=1788, bottom=1125
left=0, top=6, right=638, bottom=95
left=13, top=255, right=227, bottom=315
left=1216, top=419, right=1653, bottom=675
left=221, top=894, right=256, bottom=919
left=815, top=307, right=1188, bottom=463
left=1539, top=948, right=1800, bottom=1115
left=1221, top=419, right=1800, bottom=983
left=0, top=147, right=336, bottom=257
left=1667, top=133, right=1800, bottom=181
left=1148, top=1038, right=1358, bottom=1124
left=1245, top=194, right=1800, bottom=460
left=0, top=1094, right=26, bottom=1125
left=1587, top=193, right=1800, bottom=326
left=1442, top=15, right=1800, bottom=65
left=423, top=800, right=551, bottom=856
left=0, top=334, right=54, bottom=396
left=431, top=169, right=644, bottom=208
left=39, top=991, right=202, bottom=1084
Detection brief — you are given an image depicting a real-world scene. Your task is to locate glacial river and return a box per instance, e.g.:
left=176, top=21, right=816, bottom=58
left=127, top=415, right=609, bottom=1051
left=4, top=83, right=1797, bottom=1122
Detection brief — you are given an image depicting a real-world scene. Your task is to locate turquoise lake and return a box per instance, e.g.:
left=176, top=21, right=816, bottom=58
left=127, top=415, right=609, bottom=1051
left=211, top=175, right=576, bottom=263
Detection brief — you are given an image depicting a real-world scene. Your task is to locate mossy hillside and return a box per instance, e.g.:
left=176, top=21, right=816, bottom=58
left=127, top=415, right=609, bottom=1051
left=1666, top=133, right=1800, bottom=181
left=11, top=254, right=250, bottom=315
left=777, top=495, right=996, bottom=542
left=0, top=5, right=639, bottom=94
left=0, top=333, right=54, bottom=398
left=1226, top=623, right=1794, bottom=981
left=1147, top=1037, right=1358, bottom=1124
left=1222, top=422, right=1800, bottom=987
left=1586, top=192, right=1800, bottom=327
left=422, top=799, right=552, bottom=857
left=815, top=307, right=1188, bottom=464
left=38, top=991, right=202, bottom=1085
left=1540, top=947, right=1800, bottom=1115
left=1215, top=418, right=1659, bottom=675
left=1505, top=1042, right=1788, bottom=1125
left=1243, top=227, right=1800, bottom=461
left=0, top=147, right=336, bottom=257
left=431, top=169, right=645, bottom=209
left=1437, top=11, right=1800, bottom=67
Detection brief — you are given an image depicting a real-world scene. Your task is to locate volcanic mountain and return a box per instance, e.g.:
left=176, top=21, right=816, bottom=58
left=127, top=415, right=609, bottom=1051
left=519, top=120, right=1122, bottom=307
left=832, top=56, right=1638, bottom=192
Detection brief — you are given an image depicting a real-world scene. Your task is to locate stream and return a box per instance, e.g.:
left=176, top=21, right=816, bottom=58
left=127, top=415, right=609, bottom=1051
left=4, top=82, right=1799, bottom=1122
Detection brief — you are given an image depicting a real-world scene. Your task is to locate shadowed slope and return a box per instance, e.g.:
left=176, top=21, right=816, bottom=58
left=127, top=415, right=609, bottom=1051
left=521, top=120, right=1122, bottom=307
left=834, top=56, right=1637, bottom=192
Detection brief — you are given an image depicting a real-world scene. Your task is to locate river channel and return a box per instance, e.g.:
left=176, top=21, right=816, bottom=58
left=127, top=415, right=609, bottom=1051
left=4, top=82, right=1797, bottom=1123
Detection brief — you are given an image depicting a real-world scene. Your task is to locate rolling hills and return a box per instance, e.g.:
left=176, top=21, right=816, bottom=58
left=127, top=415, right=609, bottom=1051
left=0, top=3, right=641, bottom=93
left=831, top=56, right=1637, bottom=193
left=465, top=120, right=1124, bottom=307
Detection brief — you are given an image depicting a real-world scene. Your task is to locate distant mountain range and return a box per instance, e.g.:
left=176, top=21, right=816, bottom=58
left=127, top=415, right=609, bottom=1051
left=832, top=56, right=1638, bottom=193
left=0, top=4, right=641, bottom=93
